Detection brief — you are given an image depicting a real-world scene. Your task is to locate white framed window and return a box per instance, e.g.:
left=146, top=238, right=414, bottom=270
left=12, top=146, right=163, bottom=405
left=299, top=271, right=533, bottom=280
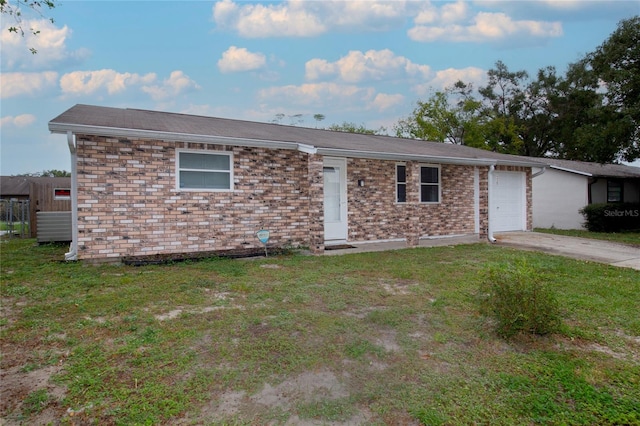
left=396, top=163, right=407, bottom=203
left=420, top=164, right=440, bottom=203
left=176, top=150, right=233, bottom=191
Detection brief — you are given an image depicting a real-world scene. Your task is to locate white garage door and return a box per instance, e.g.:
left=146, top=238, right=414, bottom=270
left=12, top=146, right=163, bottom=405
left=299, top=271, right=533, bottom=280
left=492, top=171, right=526, bottom=232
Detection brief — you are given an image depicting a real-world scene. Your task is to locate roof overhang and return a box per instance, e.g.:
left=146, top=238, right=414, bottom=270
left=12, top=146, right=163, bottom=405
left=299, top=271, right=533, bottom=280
left=317, top=148, right=495, bottom=166
left=49, top=122, right=540, bottom=168
left=548, top=165, right=593, bottom=177
left=48, top=122, right=314, bottom=152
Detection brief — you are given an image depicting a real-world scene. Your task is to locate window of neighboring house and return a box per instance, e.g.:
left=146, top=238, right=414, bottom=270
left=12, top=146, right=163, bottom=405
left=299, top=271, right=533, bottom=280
left=396, top=164, right=407, bottom=203
left=420, top=165, right=440, bottom=203
left=54, top=188, right=71, bottom=200
left=607, top=179, right=623, bottom=202
left=176, top=150, right=233, bottom=191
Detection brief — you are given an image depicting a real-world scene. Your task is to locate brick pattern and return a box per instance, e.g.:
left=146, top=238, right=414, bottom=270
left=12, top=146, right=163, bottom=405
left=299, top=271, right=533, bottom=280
left=307, top=154, right=325, bottom=254
left=73, top=135, right=531, bottom=260
left=347, top=159, right=479, bottom=245
left=75, top=136, right=311, bottom=260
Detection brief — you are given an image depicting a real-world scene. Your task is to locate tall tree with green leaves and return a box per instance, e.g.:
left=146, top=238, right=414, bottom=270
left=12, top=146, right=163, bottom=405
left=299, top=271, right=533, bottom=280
left=476, top=61, right=528, bottom=154
left=394, top=81, right=487, bottom=148
left=581, top=15, right=639, bottom=162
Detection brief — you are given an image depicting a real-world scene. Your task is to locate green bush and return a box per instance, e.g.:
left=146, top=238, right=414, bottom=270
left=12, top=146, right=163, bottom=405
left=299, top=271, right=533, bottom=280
left=580, top=203, right=640, bottom=232
left=479, top=260, right=561, bottom=338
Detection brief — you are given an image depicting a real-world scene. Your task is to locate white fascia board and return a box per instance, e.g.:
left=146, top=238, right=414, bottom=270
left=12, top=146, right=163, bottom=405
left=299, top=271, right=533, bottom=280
left=495, top=159, right=550, bottom=168
left=549, top=165, right=593, bottom=177
left=48, top=122, right=304, bottom=151
left=316, top=148, right=496, bottom=166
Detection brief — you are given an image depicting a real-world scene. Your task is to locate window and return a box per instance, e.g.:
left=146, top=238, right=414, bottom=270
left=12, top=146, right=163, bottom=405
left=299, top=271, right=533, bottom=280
left=420, top=165, right=440, bottom=203
left=607, top=180, right=622, bottom=202
left=177, top=150, right=233, bottom=191
left=396, top=164, right=406, bottom=203
left=54, top=188, right=71, bottom=200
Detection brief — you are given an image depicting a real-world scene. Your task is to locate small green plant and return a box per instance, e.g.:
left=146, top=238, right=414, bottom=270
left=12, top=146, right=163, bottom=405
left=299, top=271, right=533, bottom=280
left=22, top=389, right=49, bottom=416
left=479, top=260, right=561, bottom=338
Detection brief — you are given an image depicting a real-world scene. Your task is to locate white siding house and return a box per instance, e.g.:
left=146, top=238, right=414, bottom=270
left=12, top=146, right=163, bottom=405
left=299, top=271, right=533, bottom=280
left=530, top=159, right=640, bottom=230
left=532, top=167, right=588, bottom=229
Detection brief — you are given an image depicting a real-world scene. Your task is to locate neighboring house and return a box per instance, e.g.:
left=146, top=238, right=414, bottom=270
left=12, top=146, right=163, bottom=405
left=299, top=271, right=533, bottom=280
left=0, top=175, right=72, bottom=238
left=48, top=104, right=544, bottom=262
left=530, top=159, right=640, bottom=230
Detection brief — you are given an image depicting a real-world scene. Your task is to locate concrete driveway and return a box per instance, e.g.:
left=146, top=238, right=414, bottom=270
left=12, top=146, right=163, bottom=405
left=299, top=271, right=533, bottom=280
left=495, top=232, right=640, bottom=271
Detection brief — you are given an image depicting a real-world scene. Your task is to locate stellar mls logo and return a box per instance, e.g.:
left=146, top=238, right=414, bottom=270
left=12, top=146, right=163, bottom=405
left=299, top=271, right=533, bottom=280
left=604, top=209, right=640, bottom=217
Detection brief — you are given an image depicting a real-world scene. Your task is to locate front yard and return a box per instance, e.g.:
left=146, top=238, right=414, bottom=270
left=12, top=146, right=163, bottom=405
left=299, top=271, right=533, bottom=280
left=1, top=238, right=639, bottom=425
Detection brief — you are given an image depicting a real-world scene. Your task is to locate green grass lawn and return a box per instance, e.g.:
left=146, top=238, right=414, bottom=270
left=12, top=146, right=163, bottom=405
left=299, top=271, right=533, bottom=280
left=535, top=228, right=640, bottom=247
left=1, top=238, right=639, bottom=425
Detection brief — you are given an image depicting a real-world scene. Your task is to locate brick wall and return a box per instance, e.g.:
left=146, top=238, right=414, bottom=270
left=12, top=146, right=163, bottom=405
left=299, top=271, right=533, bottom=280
left=346, top=159, right=480, bottom=244
left=73, top=135, right=529, bottom=260
left=75, top=136, right=312, bottom=260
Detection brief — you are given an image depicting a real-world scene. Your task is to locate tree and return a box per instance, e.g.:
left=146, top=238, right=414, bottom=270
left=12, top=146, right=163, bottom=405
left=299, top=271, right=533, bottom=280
left=1, top=0, right=57, bottom=54
left=313, top=114, right=325, bottom=128
left=543, top=16, right=640, bottom=163
left=394, top=18, right=639, bottom=162
left=271, top=113, right=285, bottom=124
left=17, top=169, right=70, bottom=177
left=327, top=121, right=387, bottom=135
left=582, top=16, right=640, bottom=162
left=394, top=82, right=487, bottom=148
left=477, top=61, right=529, bottom=154
left=41, top=169, right=70, bottom=177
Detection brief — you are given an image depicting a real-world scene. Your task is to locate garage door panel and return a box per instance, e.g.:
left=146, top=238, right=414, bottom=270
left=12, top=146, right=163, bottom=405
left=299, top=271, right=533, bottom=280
left=493, top=171, right=526, bottom=232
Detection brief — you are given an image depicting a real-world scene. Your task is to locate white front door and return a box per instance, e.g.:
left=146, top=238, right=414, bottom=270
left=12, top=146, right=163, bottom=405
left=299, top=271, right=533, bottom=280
left=323, top=158, right=348, bottom=241
left=492, top=171, right=526, bottom=232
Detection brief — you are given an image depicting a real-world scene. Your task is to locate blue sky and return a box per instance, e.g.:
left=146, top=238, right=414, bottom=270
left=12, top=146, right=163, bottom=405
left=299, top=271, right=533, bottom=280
left=1, top=0, right=638, bottom=175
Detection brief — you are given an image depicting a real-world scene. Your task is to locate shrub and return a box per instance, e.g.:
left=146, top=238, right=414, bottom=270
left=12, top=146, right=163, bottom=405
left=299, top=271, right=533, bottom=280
left=580, top=203, right=640, bottom=232
left=479, top=260, right=561, bottom=338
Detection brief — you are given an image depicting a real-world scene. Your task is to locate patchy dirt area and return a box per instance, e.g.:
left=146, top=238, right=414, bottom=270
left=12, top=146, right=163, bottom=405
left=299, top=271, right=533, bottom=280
left=4, top=279, right=637, bottom=426
left=0, top=345, right=68, bottom=425
left=178, top=370, right=365, bottom=425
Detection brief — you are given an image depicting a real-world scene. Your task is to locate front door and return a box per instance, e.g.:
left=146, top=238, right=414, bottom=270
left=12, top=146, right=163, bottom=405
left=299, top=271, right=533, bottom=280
left=323, top=158, right=348, bottom=241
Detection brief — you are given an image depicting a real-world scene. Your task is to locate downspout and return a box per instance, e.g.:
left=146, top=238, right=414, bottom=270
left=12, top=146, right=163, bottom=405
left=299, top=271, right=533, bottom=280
left=65, top=131, right=78, bottom=261
left=532, top=166, right=546, bottom=178
left=487, top=165, right=496, bottom=243
left=588, top=178, right=598, bottom=205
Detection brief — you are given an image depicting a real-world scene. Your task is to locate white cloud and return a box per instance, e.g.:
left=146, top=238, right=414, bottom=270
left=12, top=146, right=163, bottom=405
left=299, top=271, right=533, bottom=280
left=212, top=0, right=416, bottom=38
left=258, top=82, right=375, bottom=107
left=306, top=49, right=430, bottom=83
left=58, top=69, right=199, bottom=100
left=0, top=71, right=58, bottom=98
left=218, top=46, right=267, bottom=73
left=372, top=93, right=405, bottom=111
left=0, top=18, right=89, bottom=71
left=409, top=10, right=562, bottom=43
left=257, top=81, right=404, bottom=114
left=141, top=70, right=201, bottom=101
left=213, top=0, right=325, bottom=37
left=440, top=1, right=469, bottom=24
left=413, top=66, right=486, bottom=96
left=59, top=69, right=156, bottom=96
left=0, top=114, right=37, bottom=128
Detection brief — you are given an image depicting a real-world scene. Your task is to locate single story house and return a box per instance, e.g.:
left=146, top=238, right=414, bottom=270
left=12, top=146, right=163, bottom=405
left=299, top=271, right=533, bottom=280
left=0, top=175, right=71, bottom=238
left=529, top=158, right=640, bottom=229
left=48, top=104, right=545, bottom=262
